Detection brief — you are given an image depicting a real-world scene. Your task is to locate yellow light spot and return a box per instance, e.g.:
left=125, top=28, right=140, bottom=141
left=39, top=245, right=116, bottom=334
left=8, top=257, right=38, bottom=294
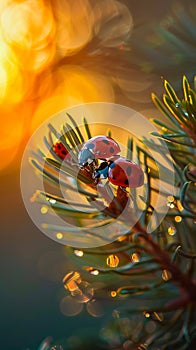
left=161, top=127, right=167, bottom=132
left=111, top=291, right=117, bottom=298
left=167, top=195, right=174, bottom=202
left=74, top=250, right=84, bottom=257
left=63, top=271, right=81, bottom=291
left=177, top=201, right=184, bottom=211
left=132, top=252, right=140, bottom=262
left=90, top=269, right=99, bottom=276
left=56, top=232, right=63, bottom=240
left=175, top=215, right=182, bottom=223
left=106, top=254, right=119, bottom=268
left=117, top=235, right=127, bottom=242
left=169, top=203, right=175, bottom=209
left=168, top=226, right=176, bottom=236
left=40, top=206, right=48, bottom=214
left=162, top=269, right=171, bottom=281
left=147, top=168, right=151, bottom=173
left=143, top=311, right=150, bottom=318
left=153, top=312, right=163, bottom=322
left=49, top=198, right=56, bottom=204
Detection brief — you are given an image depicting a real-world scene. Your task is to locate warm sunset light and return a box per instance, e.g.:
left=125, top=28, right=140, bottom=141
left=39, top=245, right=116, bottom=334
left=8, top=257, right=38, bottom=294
left=0, top=0, right=132, bottom=171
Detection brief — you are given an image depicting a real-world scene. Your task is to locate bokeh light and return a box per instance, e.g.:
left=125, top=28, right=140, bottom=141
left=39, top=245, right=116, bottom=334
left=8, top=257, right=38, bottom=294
left=0, top=0, right=133, bottom=171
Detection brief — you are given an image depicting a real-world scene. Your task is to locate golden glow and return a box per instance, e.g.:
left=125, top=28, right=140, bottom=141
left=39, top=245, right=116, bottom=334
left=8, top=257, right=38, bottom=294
left=177, top=200, right=184, bottom=211
left=132, top=252, right=140, bottom=262
left=56, top=232, right=63, bottom=240
left=106, top=254, right=119, bottom=268
left=0, top=0, right=134, bottom=169
left=40, top=206, right=48, bottom=214
left=111, top=291, right=117, bottom=297
left=162, top=269, right=171, bottom=281
left=49, top=198, right=56, bottom=204
left=167, top=196, right=175, bottom=202
left=153, top=312, right=163, bottom=322
left=1, top=0, right=56, bottom=72
left=63, top=271, right=81, bottom=291
left=90, top=269, right=99, bottom=276
left=55, top=0, right=93, bottom=56
left=175, top=215, right=182, bottom=223
left=74, top=250, right=84, bottom=257
left=143, top=311, right=150, bottom=318
left=168, top=226, right=176, bottom=236
left=167, top=196, right=175, bottom=208
left=30, top=66, right=114, bottom=132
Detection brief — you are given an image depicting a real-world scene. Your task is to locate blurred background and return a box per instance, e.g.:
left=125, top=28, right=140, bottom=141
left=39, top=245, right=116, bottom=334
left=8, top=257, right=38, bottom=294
left=0, top=0, right=195, bottom=349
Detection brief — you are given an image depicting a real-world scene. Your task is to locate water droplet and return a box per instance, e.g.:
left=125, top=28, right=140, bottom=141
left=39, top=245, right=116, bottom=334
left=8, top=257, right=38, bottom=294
left=90, top=269, right=99, bottom=275
left=168, top=226, right=176, bottom=236
left=111, top=290, right=117, bottom=298
left=162, top=269, right=172, bottom=281
left=41, top=206, right=48, bottom=214
left=106, top=254, right=119, bottom=268
left=49, top=198, right=56, bottom=204
left=167, top=195, right=174, bottom=202
left=175, top=215, right=182, bottom=223
left=56, top=232, right=63, bottom=240
left=63, top=271, right=81, bottom=291
left=74, top=249, right=84, bottom=257
left=132, top=252, right=140, bottom=262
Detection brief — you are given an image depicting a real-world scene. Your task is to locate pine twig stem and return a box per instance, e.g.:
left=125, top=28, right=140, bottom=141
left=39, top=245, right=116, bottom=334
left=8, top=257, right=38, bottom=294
left=133, top=222, right=196, bottom=310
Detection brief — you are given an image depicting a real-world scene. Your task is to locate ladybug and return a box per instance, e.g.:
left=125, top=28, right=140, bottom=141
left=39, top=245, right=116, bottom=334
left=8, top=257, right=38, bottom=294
left=78, top=135, right=120, bottom=167
left=94, top=157, right=144, bottom=188
left=108, top=157, right=144, bottom=188
left=53, top=142, right=71, bottom=161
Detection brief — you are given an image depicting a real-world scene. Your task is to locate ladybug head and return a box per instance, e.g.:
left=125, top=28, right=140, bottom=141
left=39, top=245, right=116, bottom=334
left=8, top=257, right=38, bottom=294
left=78, top=148, right=95, bottom=168
left=93, top=161, right=109, bottom=179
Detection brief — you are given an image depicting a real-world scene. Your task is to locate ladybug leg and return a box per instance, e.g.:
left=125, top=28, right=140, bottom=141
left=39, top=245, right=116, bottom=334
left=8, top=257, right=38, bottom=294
left=93, top=161, right=109, bottom=179
left=119, top=186, right=134, bottom=202
left=119, top=186, right=128, bottom=193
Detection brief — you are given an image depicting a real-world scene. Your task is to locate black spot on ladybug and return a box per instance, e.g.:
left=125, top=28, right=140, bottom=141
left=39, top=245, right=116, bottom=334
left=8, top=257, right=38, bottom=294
left=110, top=147, right=115, bottom=153
left=62, top=150, right=67, bottom=155
left=126, top=166, right=132, bottom=176
left=124, top=179, right=129, bottom=185
left=57, top=144, right=61, bottom=149
left=102, top=139, right=110, bottom=145
left=86, top=143, right=95, bottom=149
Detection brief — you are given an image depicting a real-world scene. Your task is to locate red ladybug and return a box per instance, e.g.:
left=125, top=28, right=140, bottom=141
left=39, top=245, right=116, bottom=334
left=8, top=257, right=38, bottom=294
left=108, top=157, right=144, bottom=188
left=53, top=142, right=70, bottom=161
left=78, top=135, right=120, bottom=167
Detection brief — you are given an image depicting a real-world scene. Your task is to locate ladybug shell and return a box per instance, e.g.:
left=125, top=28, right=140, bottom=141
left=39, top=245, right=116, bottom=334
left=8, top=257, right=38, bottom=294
left=108, top=157, right=144, bottom=188
left=80, top=135, right=120, bottom=161
left=53, top=142, right=70, bottom=160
